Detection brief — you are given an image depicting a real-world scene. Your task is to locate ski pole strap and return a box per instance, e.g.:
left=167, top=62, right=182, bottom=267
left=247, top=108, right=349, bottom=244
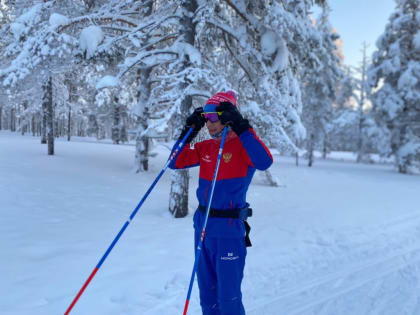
left=197, top=204, right=253, bottom=247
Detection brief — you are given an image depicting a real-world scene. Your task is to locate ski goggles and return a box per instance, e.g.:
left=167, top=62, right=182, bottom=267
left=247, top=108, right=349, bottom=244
left=202, top=104, right=222, bottom=122
left=201, top=111, right=222, bottom=123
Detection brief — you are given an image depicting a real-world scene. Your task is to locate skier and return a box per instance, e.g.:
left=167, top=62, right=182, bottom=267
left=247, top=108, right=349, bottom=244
left=170, top=91, right=273, bottom=315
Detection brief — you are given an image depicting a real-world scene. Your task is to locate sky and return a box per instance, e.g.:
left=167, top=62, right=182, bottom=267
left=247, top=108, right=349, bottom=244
left=319, top=0, right=397, bottom=68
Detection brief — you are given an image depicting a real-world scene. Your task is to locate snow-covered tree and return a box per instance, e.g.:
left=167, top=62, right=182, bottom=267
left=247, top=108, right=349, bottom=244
left=0, top=1, right=87, bottom=152
left=0, top=0, right=354, bottom=216
left=368, top=0, right=420, bottom=173
left=353, top=42, right=372, bottom=162
left=203, top=0, right=310, bottom=153
left=301, top=3, right=342, bottom=166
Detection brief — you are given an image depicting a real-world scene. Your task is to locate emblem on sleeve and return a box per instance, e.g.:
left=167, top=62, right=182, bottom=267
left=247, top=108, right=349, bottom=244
left=222, top=152, right=232, bottom=163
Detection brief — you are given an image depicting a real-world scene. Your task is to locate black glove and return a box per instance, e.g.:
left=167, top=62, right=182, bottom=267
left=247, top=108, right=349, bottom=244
left=218, top=102, right=251, bottom=136
left=178, top=107, right=206, bottom=143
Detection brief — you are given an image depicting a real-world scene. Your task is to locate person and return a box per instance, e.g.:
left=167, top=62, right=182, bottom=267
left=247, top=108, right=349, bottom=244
left=169, top=91, right=273, bottom=315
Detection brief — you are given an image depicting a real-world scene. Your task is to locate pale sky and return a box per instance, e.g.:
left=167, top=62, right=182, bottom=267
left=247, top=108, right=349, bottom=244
left=317, top=0, right=397, bottom=68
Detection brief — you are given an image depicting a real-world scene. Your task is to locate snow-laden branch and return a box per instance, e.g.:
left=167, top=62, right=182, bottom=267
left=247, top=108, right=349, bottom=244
left=223, top=0, right=262, bottom=33
left=222, top=32, right=257, bottom=89
left=118, top=50, right=179, bottom=78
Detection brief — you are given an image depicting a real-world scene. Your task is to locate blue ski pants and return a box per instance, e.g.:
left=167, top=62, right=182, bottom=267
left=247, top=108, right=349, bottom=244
left=194, top=230, right=247, bottom=315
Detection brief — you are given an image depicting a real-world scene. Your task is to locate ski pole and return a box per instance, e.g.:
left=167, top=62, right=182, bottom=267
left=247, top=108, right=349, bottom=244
left=182, top=126, right=228, bottom=315
left=65, top=127, right=194, bottom=315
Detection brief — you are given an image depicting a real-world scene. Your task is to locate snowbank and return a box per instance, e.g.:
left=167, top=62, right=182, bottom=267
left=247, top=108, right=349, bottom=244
left=1, top=131, right=419, bottom=315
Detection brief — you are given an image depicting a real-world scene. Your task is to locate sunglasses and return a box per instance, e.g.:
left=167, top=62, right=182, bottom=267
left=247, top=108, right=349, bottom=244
left=201, top=111, right=222, bottom=123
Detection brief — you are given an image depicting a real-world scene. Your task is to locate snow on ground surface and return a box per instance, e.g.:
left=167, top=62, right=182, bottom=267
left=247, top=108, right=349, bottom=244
left=1, top=131, right=420, bottom=315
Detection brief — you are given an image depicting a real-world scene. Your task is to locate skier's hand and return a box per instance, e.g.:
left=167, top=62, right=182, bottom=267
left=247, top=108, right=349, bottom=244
left=186, top=107, right=206, bottom=131
left=219, top=102, right=251, bottom=136
left=179, top=107, right=206, bottom=143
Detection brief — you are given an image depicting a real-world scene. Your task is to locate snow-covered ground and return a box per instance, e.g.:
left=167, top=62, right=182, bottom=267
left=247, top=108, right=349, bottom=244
left=1, top=131, right=420, bottom=315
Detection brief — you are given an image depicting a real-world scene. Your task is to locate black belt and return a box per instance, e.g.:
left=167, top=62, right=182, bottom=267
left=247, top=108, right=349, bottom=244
left=197, top=205, right=252, bottom=219
left=197, top=204, right=253, bottom=247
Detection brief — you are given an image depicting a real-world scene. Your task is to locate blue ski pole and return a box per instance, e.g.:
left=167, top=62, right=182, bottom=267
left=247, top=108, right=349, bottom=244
left=65, top=127, right=194, bottom=315
left=182, top=126, right=228, bottom=315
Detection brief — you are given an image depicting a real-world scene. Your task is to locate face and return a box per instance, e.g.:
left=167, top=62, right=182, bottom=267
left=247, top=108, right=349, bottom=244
left=206, top=119, right=225, bottom=136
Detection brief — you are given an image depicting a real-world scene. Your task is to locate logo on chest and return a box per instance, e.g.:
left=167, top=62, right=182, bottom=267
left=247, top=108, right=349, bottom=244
left=202, top=154, right=212, bottom=163
left=222, top=152, right=232, bottom=163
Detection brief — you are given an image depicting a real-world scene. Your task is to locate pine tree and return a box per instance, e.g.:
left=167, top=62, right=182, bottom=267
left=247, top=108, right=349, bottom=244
left=355, top=42, right=371, bottom=163
left=368, top=0, right=420, bottom=173
left=301, top=3, right=342, bottom=166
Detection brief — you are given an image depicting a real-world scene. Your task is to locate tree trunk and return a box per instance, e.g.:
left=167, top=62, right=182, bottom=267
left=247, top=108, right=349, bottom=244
left=169, top=95, right=192, bottom=218
left=32, top=115, right=36, bottom=136
left=44, top=76, right=54, bottom=155
left=396, top=125, right=408, bottom=174
left=322, top=136, right=328, bottom=159
left=135, top=120, right=150, bottom=172
left=21, top=100, right=28, bottom=135
left=41, top=81, right=49, bottom=144
left=41, top=102, right=47, bottom=143
left=55, top=119, right=60, bottom=138
left=134, top=0, right=153, bottom=171
left=65, top=76, right=75, bottom=141
left=135, top=67, right=152, bottom=172
left=169, top=170, right=189, bottom=218
left=10, top=107, right=16, bottom=132
left=168, top=0, right=198, bottom=218
left=88, top=114, right=98, bottom=138
left=356, top=113, right=364, bottom=163
left=308, top=133, right=315, bottom=167
left=263, top=170, right=279, bottom=186
left=112, top=96, right=120, bottom=144
left=356, top=42, right=368, bottom=163
left=67, top=106, right=71, bottom=141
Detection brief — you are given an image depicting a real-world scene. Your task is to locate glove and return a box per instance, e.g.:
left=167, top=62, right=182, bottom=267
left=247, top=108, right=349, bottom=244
left=218, top=102, right=251, bottom=136
left=178, top=107, right=206, bottom=143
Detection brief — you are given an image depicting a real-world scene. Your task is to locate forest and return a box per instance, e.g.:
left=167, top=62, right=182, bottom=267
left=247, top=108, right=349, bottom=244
left=1, top=0, right=419, bottom=218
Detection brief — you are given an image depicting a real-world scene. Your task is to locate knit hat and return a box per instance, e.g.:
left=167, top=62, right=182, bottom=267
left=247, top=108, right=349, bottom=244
left=204, top=91, right=237, bottom=111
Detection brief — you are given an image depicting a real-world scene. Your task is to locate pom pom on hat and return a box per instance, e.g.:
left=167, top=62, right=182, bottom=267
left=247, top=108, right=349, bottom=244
left=205, top=90, right=237, bottom=107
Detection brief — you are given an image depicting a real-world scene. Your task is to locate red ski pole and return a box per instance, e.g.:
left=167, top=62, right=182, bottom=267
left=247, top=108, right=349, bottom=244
left=64, top=127, right=194, bottom=314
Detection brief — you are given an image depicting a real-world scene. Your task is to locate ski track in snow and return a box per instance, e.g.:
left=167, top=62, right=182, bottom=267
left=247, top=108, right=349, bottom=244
left=247, top=212, right=420, bottom=315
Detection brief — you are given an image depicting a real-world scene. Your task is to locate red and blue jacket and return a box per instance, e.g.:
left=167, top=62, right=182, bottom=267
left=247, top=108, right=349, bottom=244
left=169, top=128, right=273, bottom=237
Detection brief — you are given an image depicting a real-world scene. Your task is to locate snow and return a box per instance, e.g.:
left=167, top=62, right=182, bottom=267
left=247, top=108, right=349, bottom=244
left=413, top=31, right=420, bottom=51
left=398, top=66, right=418, bottom=90
left=9, top=22, right=25, bottom=40
left=96, top=75, right=120, bottom=90
left=261, top=31, right=278, bottom=56
left=79, top=26, right=104, bottom=59
left=49, top=13, right=69, bottom=28
left=8, top=3, right=42, bottom=40
left=174, top=42, right=202, bottom=66
left=15, top=3, right=43, bottom=25
left=1, top=131, right=420, bottom=315
left=260, top=30, right=289, bottom=72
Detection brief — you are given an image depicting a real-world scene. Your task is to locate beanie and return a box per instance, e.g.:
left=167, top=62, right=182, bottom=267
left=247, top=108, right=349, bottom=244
left=205, top=90, right=237, bottom=108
